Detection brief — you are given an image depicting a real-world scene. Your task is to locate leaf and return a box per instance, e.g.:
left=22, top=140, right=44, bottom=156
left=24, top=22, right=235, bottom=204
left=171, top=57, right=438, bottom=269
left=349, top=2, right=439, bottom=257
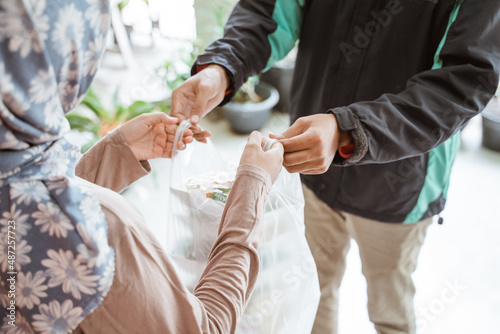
left=80, top=87, right=110, bottom=122
left=115, top=105, right=127, bottom=122
left=125, top=100, right=156, bottom=120
left=153, top=99, right=170, bottom=113
left=65, top=113, right=100, bottom=135
left=112, top=87, right=122, bottom=110
left=118, top=0, right=129, bottom=11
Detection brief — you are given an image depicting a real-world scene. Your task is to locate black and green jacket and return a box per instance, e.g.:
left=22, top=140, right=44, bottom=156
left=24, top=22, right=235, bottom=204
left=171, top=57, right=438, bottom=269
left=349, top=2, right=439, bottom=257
left=194, top=0, right=500, bottom=223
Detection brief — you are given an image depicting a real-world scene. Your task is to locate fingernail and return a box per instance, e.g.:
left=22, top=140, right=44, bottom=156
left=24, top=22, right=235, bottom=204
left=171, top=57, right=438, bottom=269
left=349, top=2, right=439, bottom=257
left=191, top=115, right=199, bottom=123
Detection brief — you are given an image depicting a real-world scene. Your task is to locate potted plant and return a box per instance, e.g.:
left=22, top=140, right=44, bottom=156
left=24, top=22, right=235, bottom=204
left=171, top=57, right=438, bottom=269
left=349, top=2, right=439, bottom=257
left=222, top=76, right=280, bottom=134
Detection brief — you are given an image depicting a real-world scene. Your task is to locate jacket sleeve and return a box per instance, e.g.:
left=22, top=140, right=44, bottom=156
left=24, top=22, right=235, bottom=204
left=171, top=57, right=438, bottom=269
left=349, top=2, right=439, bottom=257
left=75, top=128, right=151, bottom=192
left=194, top=0, right=305, bottom=103
left=333, top=0, right=500, bottom=165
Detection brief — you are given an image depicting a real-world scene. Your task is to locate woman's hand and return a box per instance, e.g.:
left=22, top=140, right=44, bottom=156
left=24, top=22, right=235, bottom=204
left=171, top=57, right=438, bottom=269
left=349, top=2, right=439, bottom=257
left=120, top=112, right=193, bottom=161
left=240, top=131, right=284, bottom=183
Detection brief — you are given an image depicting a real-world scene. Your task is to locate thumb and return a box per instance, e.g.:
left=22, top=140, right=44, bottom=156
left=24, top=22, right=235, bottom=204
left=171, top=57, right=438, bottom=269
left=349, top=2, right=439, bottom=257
left=190, top=87, right=210, bottom=124
left=269, top=132, right=285, bottom=140
left=279, top=119, right=307, bottom=139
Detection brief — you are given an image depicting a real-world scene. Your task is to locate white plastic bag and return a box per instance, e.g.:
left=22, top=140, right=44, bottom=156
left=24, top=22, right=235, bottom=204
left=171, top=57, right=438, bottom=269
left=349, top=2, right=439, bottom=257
left=166, top=121, right=320, bottom=333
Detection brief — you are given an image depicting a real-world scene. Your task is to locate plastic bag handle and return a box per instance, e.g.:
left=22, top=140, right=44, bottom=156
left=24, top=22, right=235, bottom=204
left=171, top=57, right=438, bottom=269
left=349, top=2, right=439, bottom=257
left=262, top=137, right=278, bottom=152
left=172, top=119, right=192, bottom=157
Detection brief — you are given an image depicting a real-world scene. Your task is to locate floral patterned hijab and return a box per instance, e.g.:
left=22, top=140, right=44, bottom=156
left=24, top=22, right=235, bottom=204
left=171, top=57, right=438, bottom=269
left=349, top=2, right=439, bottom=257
left=0, top=0, right=114, bottom=332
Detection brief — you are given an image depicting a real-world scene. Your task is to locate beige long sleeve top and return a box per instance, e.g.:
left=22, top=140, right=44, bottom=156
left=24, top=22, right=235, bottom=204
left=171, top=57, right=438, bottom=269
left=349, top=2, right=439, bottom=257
left=75, top=129, right=271, bottom=334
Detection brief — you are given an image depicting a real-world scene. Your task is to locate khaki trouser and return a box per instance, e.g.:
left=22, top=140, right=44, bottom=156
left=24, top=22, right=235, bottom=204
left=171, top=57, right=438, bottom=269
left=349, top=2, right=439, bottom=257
left=302, top=185, right=432, bottom=334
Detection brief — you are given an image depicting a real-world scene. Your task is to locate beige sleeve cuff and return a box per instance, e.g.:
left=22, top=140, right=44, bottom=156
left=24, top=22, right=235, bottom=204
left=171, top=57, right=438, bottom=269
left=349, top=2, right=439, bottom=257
left=107, top=128, right=152, bottom=174
left=76, top=128, right=151, bottom=192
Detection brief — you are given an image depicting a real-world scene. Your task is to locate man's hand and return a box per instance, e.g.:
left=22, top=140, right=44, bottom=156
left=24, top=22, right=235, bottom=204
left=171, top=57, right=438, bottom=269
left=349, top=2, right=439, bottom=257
left=240, top=132, right=284, bottom=183
left=270, top=114, right=352, bottom=174
left=171, top=64, right=230, bottom=143
left=120, top=112, right=193, bottom=161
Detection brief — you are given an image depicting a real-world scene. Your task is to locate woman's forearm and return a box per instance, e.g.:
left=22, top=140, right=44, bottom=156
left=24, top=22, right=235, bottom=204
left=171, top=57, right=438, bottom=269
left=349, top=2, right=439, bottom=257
left=191, top=164, right=272, bottom=333
left=76, top=129, right=151, bottom=192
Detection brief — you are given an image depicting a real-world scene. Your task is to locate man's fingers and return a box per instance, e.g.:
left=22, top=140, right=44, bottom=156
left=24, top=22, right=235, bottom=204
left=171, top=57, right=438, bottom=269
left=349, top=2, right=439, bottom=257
left=190, top=115, right=200, bottom=126
left=189, top=124, right=203, bottom=133
left=269, top=132, right=285, bottom=140
left=300, top=167, right=331, bottom=175
left=190, top=86, right=211, bottom=121
left=283, top=160, right=325, bottom=174
left=283, top=149, right=316, bottom=167
left=170, top=86, right=192, bottom=119
left=193, top=130, right=211, bottom=142
left=282, top=155, right=332, bottom=174
left=275, top=117, right=313, bottom=151
left=280, top=118, right=309, bottom=139
left=279, top=131, right=316, bottom=152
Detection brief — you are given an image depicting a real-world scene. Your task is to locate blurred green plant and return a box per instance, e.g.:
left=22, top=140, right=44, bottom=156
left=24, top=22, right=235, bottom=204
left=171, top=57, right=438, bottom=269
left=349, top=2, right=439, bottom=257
left=66, top=87, right=168, bottom=152
left=118, top=0, right=149, bottom=12
left=154, top=49, right=197, bottom=94
left=233, top=76, right=263, bottom=104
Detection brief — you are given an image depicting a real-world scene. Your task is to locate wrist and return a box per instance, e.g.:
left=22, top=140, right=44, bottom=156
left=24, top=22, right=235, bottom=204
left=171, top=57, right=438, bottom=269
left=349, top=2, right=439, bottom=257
left=197, top=64, right=231, bottom=93
left=329, top=113, right=355, bottom=159
left=327, top=113, right=352, bottom=147
left=111, top=127, right=140, bottom=159
left=207, top=64, right=230, bottom=91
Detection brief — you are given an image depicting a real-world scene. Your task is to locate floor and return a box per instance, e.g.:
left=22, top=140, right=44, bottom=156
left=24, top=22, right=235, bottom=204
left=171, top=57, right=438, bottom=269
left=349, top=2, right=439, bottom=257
left=89, top=34, right=500, bottom=333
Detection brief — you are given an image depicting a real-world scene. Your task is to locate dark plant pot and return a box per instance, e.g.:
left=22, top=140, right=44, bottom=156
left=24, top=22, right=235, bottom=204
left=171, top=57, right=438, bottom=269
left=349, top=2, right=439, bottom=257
left=223, top=82, right=279, bottom=134
left=482, top=96, right=500, bottom=152
left=260, top=65, right=294, bottom=113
